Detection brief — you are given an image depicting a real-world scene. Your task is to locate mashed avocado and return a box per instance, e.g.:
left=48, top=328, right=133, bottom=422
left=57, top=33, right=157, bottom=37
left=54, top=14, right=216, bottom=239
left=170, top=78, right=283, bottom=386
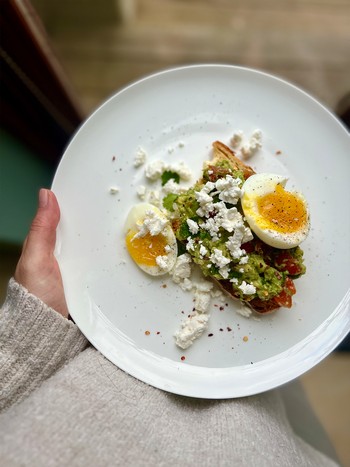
left=163, top=159, right=306, bottom=304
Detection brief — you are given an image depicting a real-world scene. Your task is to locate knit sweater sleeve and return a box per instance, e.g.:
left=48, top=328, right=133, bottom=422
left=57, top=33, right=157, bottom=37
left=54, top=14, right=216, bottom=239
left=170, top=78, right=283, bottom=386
left=0, top=278, right=89, bottom=413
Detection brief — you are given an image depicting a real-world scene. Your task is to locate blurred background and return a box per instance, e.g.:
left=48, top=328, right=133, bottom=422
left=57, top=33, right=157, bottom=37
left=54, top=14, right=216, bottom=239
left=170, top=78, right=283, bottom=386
left=1, top=0, right=349, bottom=464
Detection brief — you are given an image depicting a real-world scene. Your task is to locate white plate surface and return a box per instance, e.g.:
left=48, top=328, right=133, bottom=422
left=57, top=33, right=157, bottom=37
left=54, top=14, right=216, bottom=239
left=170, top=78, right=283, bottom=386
left=52, top=65, right=350, bottom=398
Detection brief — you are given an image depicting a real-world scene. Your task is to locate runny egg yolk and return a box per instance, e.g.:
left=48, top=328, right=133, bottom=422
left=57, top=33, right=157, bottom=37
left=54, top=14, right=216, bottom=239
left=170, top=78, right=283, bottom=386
left=125, top=230, right=168, bottom=266
left=257, top=184, right=307, bottom=233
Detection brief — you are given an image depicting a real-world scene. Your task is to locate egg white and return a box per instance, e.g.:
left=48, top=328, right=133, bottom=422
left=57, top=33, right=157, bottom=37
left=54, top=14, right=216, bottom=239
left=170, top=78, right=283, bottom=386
left=124, top=203, right=178, bottom=275
left=241, top=173, right=310, bottom=249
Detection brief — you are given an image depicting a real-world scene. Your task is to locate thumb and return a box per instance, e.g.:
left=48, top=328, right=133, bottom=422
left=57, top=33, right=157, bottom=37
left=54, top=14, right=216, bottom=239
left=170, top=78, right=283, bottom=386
left=24, top=189, right=60, bottom=258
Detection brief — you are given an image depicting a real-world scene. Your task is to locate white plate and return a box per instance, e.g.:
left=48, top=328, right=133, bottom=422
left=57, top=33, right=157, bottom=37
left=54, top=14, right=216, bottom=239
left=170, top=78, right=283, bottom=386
left=52, top=65, right=350, bottom=398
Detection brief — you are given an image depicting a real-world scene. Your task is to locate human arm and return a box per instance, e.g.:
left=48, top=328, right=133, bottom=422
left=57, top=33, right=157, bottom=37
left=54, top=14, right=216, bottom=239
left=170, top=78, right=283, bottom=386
left=0, top=190, right=88, bottom=412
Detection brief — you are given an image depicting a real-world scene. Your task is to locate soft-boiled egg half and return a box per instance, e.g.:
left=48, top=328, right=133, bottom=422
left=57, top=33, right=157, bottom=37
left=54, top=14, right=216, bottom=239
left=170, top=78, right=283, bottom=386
left=241, top=173, right=310, bottom=249
left=124, top=203, right=177, bottom=275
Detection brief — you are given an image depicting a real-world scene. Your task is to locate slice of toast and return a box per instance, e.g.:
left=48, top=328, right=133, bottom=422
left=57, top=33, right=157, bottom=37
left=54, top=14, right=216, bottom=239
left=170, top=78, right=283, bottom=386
left=171, top=141, right=294, bottom=314
left=200, top=142, right=281, bottom=314
left=208, top=142, right=279, bottom=313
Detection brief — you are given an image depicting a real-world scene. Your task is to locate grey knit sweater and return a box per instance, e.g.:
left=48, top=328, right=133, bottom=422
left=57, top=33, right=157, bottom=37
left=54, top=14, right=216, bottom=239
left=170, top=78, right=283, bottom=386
left=0, top=279, right=339, bottom=466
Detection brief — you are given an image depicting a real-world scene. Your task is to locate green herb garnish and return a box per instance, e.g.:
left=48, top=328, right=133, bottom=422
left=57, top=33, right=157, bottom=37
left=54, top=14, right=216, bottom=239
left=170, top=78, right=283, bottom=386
left=161, top=170, right=180, bottom=186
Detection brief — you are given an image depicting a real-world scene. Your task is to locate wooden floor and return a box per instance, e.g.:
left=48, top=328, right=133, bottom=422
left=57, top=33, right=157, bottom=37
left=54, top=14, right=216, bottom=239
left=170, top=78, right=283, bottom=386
left=12, top=0, right=350, bottom=465
left=32, top=0, right=350, bottom=117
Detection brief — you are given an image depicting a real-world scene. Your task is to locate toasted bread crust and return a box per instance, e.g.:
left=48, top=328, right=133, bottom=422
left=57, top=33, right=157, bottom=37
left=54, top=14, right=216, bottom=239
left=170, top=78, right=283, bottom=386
left=211, top=141, right=255, bottom=179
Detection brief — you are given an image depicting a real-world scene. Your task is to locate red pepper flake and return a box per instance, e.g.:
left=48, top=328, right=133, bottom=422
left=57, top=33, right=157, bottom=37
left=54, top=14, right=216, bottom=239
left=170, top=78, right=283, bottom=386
left=181, top=356, right=186, bottom=361
left=156, top=331, right=160, bottom=335
left=208, top=333, right=214, bottom=337
left=145, top=330, right=150, bottom=336
left=227, top=327, right=232, bottom=332
left=219, top=306, right=224, bottom=311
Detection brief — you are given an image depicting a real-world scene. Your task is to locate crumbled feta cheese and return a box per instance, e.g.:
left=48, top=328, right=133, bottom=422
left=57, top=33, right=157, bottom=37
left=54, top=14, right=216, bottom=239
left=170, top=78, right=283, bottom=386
left=210, top=288, right=224, bottom=299
left=134, top=209, right=168, bottom=238
left=215, top=175, right=242, bottom=204
left=195, top=181, right=217, bottom=217
left=134, top=147, right=147, bottom=167
left=180, top=278, right=193, bottom=291
left=195, top=280, right=213, bottom=293
left=174, top=279, right=213, bottom=349
left=109, top=186, right=119, bottom=194
left=195, top=188, right=213, bottom=206
left=147, top=190, right=161, bottom=207
left=145, top=160, right=165, bottom=181
left=235, top=304, right=253, bottom=318
left=136, top=186, right=161, bottom=206
left=156, top=255, right=169, bottom=270
left=201, top=217, right=220, bottom=240
left=215, top=205, right=244, bottom=233
left=199, top=244, right=207, bottom=257
left=241, top=129, right=262, bottom=159
left=174, top=312, right=209, bottom=350
left=210, top=248, right=231, bottom=268
left=193, top=289, right=211, bottom=313
left=136, top=185, right=147, bottom=200
left=239, top=255, right=249, bottom=265
left=171, top=254, right=192, bottom=284
left=225, top=235, right=244, bottom=259
left=187, top=219, right=199, bottom=234
left=169, top=161, right=192, bottom=181
left=186, top=236, right=196, bottom=252
left=238, top=281, right=256, bottom=295
left=162, top=179, right=187, bottom=195
left=231, top=130, right=244, bottom=147
left=219, top=265, right=230, bottom=279
left=225, top=225, right=253, bottom=259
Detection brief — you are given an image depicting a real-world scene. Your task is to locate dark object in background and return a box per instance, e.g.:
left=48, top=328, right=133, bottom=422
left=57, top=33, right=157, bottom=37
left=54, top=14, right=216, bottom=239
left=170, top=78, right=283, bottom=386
left=336, top=92, right=350, bottom=131
left=336, top=95, right=350, bottom=351
left=337, top=332, right=350, bottom=352
left=0, top=0, right=83, bottom=167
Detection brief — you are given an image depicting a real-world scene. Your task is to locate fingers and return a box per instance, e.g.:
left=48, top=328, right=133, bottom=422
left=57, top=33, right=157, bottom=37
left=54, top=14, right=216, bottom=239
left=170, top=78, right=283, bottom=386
left=24, top=189, right=60, bottom=259
left=14, top=189, right=69, bottom=318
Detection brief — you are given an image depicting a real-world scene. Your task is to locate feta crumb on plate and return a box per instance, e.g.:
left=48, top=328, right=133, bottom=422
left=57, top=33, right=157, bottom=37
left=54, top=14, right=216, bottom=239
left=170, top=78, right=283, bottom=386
left=174, top=312, right=210, bottom=350
left=241, top=129, right=262, bottom=159
left=134, top=147, right=147, bottom=167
